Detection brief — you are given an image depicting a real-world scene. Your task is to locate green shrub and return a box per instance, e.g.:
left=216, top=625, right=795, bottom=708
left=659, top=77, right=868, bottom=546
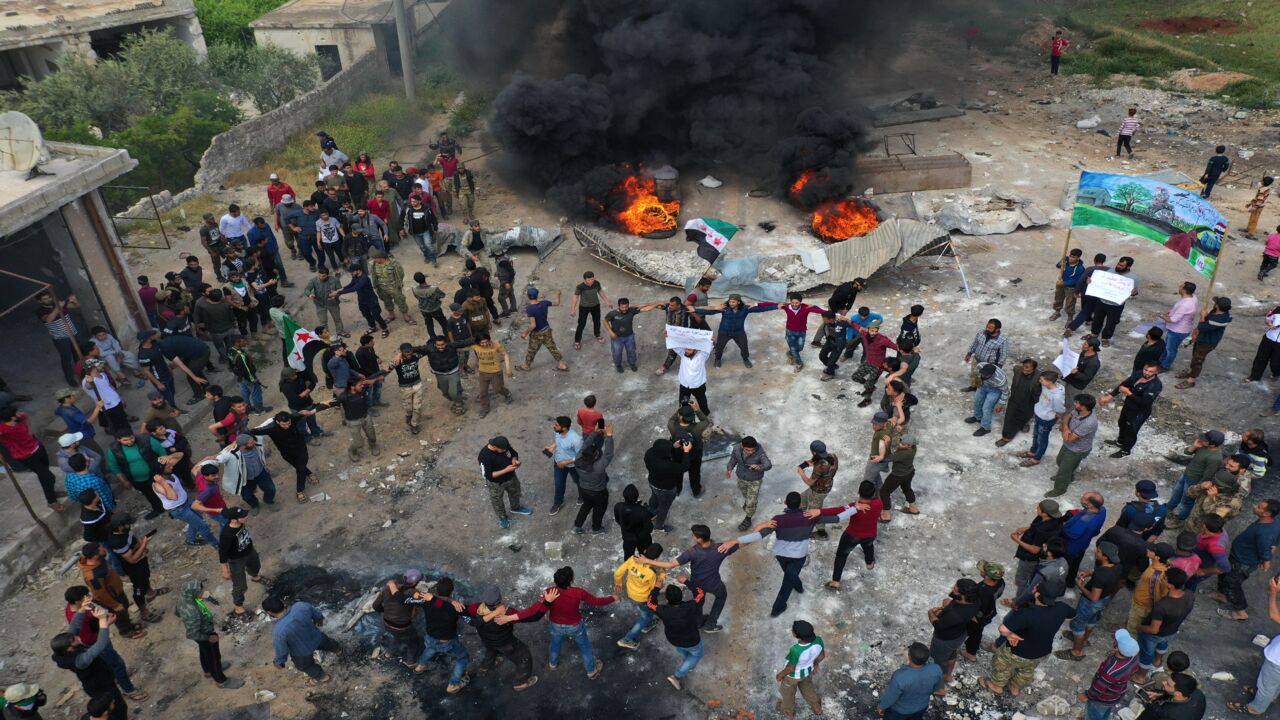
left=194, top=0, right=289, bottom=47
left=1215, top=79, right=1278, bottom=110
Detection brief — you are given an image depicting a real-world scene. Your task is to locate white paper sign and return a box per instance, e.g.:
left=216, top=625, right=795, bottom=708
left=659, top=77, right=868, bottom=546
left=1085, top=271, right=1135, bottom=305
left=1053, top=338, right=1079, bottom=378
left=665, top=325, right=713, bottom=353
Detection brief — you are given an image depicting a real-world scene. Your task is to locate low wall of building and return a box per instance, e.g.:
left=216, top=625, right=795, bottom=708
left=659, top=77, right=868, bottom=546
left=192, top=49, right=387, bottom=191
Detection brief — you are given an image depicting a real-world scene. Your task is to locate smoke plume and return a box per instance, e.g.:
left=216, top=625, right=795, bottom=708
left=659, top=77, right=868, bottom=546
left=488, top=0, right=878, bottom=218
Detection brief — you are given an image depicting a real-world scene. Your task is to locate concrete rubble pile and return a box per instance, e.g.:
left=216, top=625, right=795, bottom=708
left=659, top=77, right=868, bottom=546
left=914, top=185, right=1065, bottom=236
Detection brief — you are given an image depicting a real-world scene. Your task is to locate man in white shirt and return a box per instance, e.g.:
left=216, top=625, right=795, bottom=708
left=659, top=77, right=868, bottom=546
left=677, top=348, right=711, bottom=417
left=1246, top=305, right=1280, bottom=383
left=320, top=146, right=349, bottom=169
left=1019, top=370, right=1067, bottom=467
left=219, top=204, right=252, bottom=249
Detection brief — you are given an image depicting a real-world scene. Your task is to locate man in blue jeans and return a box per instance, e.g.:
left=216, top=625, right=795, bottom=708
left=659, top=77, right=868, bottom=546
left=409, top=577, right=470, bottom=694
left=1020, top=370, right=1065, bottom=467
left=1159, top=281, right=1198, bottom=370
left=649, top=584, right=706, bottom=690
left=285, top=200, right=319, bottom=272
left=399, top=195, right=438, bottom=266
left=965, top=363, right=1007, bottom=438
left=1058, top=541, right=1125, bottom=660
left=1132, top=567, right=1193, bottom=684
left=544, top=416, right=582, bottom=515
left=719, top=492, right=853, bottom=617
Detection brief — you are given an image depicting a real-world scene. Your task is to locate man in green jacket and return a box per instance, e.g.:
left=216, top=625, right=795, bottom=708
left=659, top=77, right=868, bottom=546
left=176, top=580, right=244, bottom=689
left=369, top=249, right=414, bottom=324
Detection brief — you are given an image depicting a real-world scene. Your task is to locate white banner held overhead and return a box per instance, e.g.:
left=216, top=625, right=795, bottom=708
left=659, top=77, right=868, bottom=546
left=665, top=325, right=713, bottom=353
left=1085, top=270, right=1135, bottom=305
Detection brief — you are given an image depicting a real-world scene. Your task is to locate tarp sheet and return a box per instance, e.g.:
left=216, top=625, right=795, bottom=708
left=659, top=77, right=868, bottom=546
left=684, top=256, right=788, bottom=303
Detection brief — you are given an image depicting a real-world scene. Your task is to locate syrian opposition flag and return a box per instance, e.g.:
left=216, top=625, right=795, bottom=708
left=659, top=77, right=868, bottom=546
left=282, top=312, right=328, bottom=371
left=684, top=218, right=736, bottom=263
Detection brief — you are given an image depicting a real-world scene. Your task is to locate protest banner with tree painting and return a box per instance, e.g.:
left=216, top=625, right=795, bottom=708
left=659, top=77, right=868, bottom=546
left=1071, top=171, right=1228, bottom=279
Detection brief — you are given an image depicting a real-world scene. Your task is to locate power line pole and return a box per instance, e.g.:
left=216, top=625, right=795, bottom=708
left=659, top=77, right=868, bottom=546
left=393, top=0, right=416, bottom=103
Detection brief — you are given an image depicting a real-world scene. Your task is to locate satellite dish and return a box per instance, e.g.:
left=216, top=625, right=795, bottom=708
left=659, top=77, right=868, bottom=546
left=0, top=111, right=51, bottom=173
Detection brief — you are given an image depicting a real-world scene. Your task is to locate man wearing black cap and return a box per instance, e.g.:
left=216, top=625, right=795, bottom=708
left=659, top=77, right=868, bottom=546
left=1065, top=336, right=1102, bottom=392
left=668, top=401, right=710, bottom=498
left=1118, top=480, right=1167, bottom=540
left=1059, top=540, right=1125, bottom=660
left=1176, top=296, right=1231, bottom=388
left=1008, top=499, right=1065, bottom=602
left=330, top=265, right=387, bottom=337
left=480, top=437, right=532, bottom=530
left=965, top=363, right=1007, bottom=437
left=466, top=585, right=538, bottom=691
left=1099, top=361, right=1162, bottom=458
left=799, top=440, right=840, bottom=538
left=218, top=507, right=264, bottom=621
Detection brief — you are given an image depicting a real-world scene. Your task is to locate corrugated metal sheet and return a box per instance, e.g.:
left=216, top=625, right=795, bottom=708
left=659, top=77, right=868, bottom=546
left=822, top=218, right=950, bottom=281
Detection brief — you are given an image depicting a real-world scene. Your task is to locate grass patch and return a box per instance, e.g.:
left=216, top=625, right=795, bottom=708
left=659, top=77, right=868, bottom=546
left=224, top=86, right=416, bottom=188
left=1071, top=204, right=1169, bottom=244
left=1061, top=0, right=1280, bottom=85
left=1065, top=35, right=1204, bottom=80
left=1214, top=78, right=1278, bottom=109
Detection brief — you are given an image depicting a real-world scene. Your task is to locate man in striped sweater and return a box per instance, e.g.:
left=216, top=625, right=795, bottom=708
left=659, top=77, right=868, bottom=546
left=718, top=492, right=855, bottom=617
left=1078, top=629, right=1140, bottom=719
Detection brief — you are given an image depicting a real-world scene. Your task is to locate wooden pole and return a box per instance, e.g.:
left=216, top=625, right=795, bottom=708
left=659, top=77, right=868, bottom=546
left=2, top=456, right=59, bottom=545
left=1198, top=234, right=1225, bottom=315
left=1059, top=227, right=1075, bottom=265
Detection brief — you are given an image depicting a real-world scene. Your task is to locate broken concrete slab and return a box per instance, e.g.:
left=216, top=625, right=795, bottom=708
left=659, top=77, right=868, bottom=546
left=917, top=186, right=1065, bottom=236
left=872, top=106, right=965, bottom=128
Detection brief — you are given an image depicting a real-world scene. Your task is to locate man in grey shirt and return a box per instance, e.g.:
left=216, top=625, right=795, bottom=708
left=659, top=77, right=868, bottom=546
left=726, top=436, right=772, bottom=531
left=1046, top=393, right=1098, bottom=498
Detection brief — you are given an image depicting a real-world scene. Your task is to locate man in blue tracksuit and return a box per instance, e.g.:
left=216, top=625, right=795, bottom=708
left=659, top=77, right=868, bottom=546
left=718, top=491, right=855, bottom=617
left=332, top=265, right=387, bottom=335
left=693, top=295, right=779, bottom=368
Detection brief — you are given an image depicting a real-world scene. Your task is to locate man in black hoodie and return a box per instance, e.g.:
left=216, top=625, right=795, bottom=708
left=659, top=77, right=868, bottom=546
left=614, top=483, right=655, bottom=561
left=646, top=437, right=692, bottom=534
left=812, top=277, right=865, bottom=347
left=248, top=410, right=325, bottom=503
left=667, top=402, right=710, bottom=498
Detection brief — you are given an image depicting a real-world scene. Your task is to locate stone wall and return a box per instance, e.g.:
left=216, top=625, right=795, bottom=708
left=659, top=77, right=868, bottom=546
left=192, top=49, right=388, bottom=191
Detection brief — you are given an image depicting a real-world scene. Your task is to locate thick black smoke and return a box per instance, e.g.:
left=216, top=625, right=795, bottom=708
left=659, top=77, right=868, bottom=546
left=489, top=0, right=877, bottom=218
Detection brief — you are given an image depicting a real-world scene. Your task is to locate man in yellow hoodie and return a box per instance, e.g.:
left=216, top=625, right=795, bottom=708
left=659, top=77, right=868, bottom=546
left=615, top=544, right=665, bottom=650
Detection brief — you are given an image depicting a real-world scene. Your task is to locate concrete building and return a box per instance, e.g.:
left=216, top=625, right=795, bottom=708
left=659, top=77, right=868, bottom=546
left=0, top=0, right=207, bottom=89
left=252, top=0, right=449, bottom=79
left=0, top=138, right=147, bottom=597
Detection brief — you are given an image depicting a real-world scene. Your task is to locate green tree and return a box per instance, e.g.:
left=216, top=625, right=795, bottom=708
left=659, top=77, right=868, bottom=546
left=118, top=29, right=207, bottom=115
left=194, top=0, right=290, bottom=47
left=107, top=92, right=239, bottom=193
left=0, top=59, right=139, bottom=133
left=1111, top=183, right=1154, bottom=213
left=206, top=43, right=320, bottom=113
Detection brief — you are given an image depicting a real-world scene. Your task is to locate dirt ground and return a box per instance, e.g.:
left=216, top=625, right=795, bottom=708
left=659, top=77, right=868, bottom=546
left=3, top=22, right=1280, bottom=720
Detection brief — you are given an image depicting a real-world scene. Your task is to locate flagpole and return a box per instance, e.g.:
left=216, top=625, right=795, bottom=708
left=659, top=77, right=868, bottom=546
left=1198, top=235, right=1225, bottom=315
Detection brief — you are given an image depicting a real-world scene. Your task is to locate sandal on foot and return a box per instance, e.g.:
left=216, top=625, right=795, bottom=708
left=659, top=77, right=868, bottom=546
left=1019, top=459, right=1041, bottom=467
left=1227, top=702, right=1261, bottom=715
left=381, top=329, right=390, bottom=338
left=824, top=581, right=841, bottom=590
left=126, top=690, right=149, bottom=701
left=900, top=507, right=920, bottom=515
left=250, top=575, right=270, bottom=584
left=1175, top=381, right=1195, bottom=389
left=305, top=675, right=331, bottom=687
left=296, top=492, right=309, bottom=503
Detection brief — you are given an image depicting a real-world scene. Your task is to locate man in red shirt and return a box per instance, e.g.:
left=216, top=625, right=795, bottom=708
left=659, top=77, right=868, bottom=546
left=0, top=406, right=64, bottom=509
left=366, top=189, right=391, bottom=223
left=266, top=173, right=294, bottom=208
left=577, top=394, right=603, bottom=433
left=1051, top=30, right=1070, bottom=75
left=810, top=481, right=882, bottom=588
left=500, top=566, right=616, bottom=679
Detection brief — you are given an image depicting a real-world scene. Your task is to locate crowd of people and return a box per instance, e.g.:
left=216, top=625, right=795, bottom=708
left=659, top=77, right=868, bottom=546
left=3, top=128, right=1278, bottom=720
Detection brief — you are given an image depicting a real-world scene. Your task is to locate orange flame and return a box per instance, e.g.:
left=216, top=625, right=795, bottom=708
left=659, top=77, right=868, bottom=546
left=812, top=199, right=879, bottom=243
left=789, top=168, right=826, bottom=200
left=610, top=175, right=681, bottom=235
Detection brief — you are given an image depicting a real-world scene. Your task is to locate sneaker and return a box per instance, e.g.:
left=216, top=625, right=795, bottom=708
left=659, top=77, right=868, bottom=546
left=641, top=622, right=658, bottom=634
left=703, top=623, right=723, bottom=633
left=587, top=660, right=603, bottom=680
left=217, top=677, right=245, bottom=689
left=616, top=638, right=639, bottom=650
left=1110, top=449, right=1131, bottom=458
left=590, top=527, right=607, bottom=535
left=972, top=428, right=990, bottom=437
left=656, top=524, right=675, bottom=533
left=667, top=675, right=682, bottom=690
left=629, top=364, right=638, bottom=372
left=572, top=526, right=585, bottom=535
left=498, top=517, right=511, bottom=529
left=616, top=365, right=624, bottom=373
left=511, top=506, right=533, bottom=516
left=549, top=503, right=563, bottom=515
left=963, top=416, right=980, bottom=424
left=743, top=358, right=753, bottom=368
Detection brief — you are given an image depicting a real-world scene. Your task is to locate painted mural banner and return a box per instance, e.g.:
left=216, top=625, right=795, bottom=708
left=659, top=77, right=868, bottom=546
left=1072, top=171, right=1228, bottom=278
